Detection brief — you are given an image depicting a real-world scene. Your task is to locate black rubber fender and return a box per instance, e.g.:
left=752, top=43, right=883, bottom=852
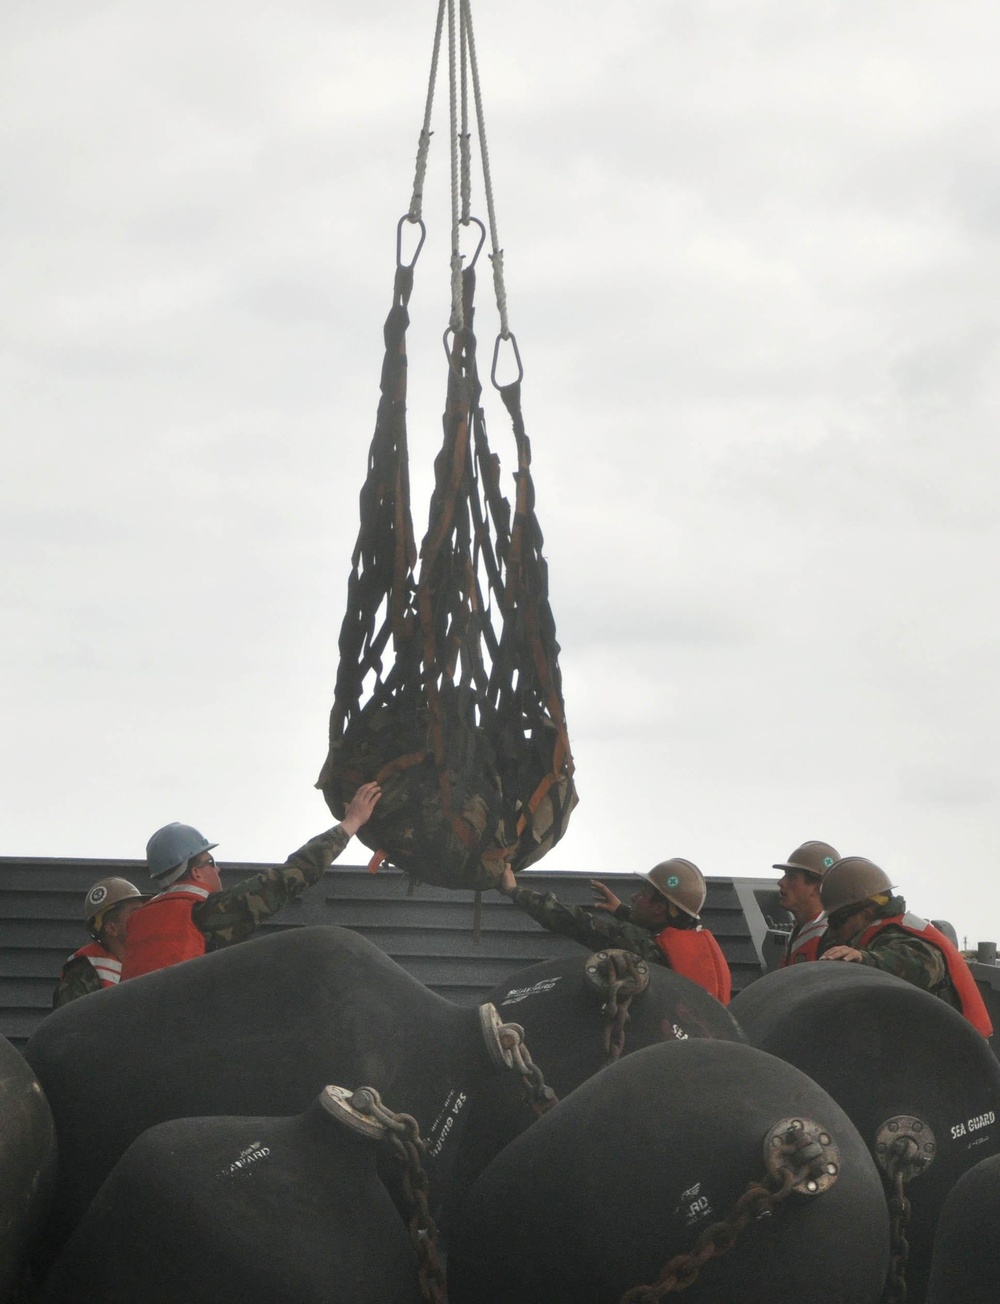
left=42, top=1093, right=423, bottom=1304
left=25, top=925, right=504, bottom=1263
left=447, top=1038, right=890, bottom=1304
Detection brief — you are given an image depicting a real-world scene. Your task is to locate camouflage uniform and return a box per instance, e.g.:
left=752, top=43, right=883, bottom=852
left=824, top=894, right=961, bottom=1011
left=192, top=825, right=352, bottom=951
left=52, top=957, right=103, bottom=1008
left=508, top=887, right=672, bottom=966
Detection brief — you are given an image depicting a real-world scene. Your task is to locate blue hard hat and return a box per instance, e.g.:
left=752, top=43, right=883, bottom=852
left=146, top=822, right=218, bottom=885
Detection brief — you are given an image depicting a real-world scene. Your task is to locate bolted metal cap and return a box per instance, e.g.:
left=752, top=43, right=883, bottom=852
left=773, top=841, right=840, bottom=880
left=821, top=857, right=895, bottom=917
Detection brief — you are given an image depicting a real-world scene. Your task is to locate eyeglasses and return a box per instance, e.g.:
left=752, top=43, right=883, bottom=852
left=190, top=853, right=216, bottom=871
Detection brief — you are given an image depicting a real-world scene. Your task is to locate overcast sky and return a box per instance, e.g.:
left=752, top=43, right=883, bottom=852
left=4, top=0, right=999, bottom=947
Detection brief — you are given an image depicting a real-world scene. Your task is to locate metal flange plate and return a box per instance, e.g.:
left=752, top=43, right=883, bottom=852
left=874, top=1115, right=936, bottom=1181
left=319, top=1084, right=387, bottom=1140
left=479, top=1001, right=518, bottom=1070
left=763, top=1117, right=841, bottom=1195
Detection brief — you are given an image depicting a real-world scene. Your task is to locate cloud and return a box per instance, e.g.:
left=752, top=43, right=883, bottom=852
left=3, top=0, right=1000, bottom=952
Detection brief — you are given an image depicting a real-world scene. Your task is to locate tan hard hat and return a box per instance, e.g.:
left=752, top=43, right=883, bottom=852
left=84, top=877, right=148, bottom=930
left=642, top=859, right=706, bottom=920
left=820, top=857, right=894, bottom=917
left=773, top=840, right=840, bottom=880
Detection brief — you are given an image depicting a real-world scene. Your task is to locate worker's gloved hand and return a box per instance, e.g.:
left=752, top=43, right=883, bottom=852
left=589, top=880, right=622, bottom=914
left=340, top=782, right=382, bottom=837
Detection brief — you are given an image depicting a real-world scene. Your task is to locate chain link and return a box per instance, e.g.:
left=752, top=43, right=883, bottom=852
left=619, top=1121, right=840, bottom=1301
left=881, top=1158, right=913, bottom=1303
left=874, top=1117, right=934, bottom=1304
left=584, top=950, right=650, bottom=1062
left=496, top=1021, right=559, bottom=1115
left=344, top=1088, right=448, bottom=1304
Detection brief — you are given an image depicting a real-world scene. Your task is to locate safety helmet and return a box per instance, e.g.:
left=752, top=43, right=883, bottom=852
left=146, top=823, right=217, bottom=886
left=641, top=858, right=706, bottom=920
left=820, top=857, right=895, bottom=917
left=773, top=840, right=840, bottom=881
left=84, top=878, right=148, bottom=933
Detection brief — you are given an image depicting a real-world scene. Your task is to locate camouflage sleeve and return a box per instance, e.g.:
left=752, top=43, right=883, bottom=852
left=509, top=887, right=666, bottom=965
left=52, top=957, right=103, bottom=1008
left=859, top=928, right=954, bottom=999
left=193, top=825, right=353, bottom=952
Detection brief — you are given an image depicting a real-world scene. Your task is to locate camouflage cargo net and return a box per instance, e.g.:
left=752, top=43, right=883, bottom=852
left=317, top=248, right=577, bottom=892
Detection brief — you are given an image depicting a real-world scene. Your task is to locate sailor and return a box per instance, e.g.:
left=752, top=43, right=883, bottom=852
left=53, top=878, right=149, bottom=1007
left=818, top=856, right=993, bottom=1036
left=122, top=782, right=381, bottom=981
left=774, top=839, right=840, bottom=966
left=497, top=859, right=731, bottom=1002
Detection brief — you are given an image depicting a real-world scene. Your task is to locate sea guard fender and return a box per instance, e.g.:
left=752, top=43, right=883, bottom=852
left=447, top=1039, right=889, bottom=1304
left=487, top=949, right=744, bottom=1093
left=926, top=1153, right=1000, bottom=1304
left=731, top=962, right=1000, bottom=1303
left=449, top=951, right=745, bottom=1222
left=0, top=1034, right=57, bottom=1301
left=42, top=1092, right=423, bottom=1304
left=25, top=925, right=514, bottom=1261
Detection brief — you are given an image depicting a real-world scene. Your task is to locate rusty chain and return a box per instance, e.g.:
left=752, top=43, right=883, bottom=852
left=584, top=950, right=650, bottom=1062
left=870, top=1116, right=933, bottom=1304
left=620, top=1119, right=841, bottom=1301
left=335, top=1086, right=448, bottom=1304
left=882, top=1168, right=911, bottom=1304
left=874, top=1116, right=935, bottom=1304
left=495, top=1020, right=559, bottom=1115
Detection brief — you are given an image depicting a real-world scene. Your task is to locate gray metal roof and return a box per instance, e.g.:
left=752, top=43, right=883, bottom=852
left=1, top=855, right=781, bottom=1050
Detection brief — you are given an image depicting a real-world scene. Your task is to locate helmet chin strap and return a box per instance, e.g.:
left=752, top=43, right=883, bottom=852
left=155, top=860, right=190, bottom=889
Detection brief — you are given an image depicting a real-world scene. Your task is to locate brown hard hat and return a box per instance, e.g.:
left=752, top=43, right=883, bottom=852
left=773, top=840, right=840, bottom=880
left=820, top=857, right=894, bottom=917
left=642, top=858, right=706, bottom=920
left=84, top=877, right=149, bottom=930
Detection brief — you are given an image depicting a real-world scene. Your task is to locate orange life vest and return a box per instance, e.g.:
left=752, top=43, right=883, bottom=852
left=121, top=884, right=211, bottom=981
left=856, top=913, right=993, bottom=1037
left=64, top=942, right=121, bottom=988
left=780, top=913, right=827, bottom=968
left=654, top=926, right=732, bottom=1004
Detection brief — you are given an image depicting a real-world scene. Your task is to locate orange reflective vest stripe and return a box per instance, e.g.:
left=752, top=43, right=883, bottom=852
left=780, top=914, right=827, bottom=968
left=64, top=942, right=121, bottom=988
left=654, top=926, right=732, bottom=1004
left=121, top=884, right=211, bottom=981
left=856, top=913, right=993, bottom=1037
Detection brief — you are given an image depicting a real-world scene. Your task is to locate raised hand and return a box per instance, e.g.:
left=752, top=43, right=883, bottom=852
left=589, top=879, right=622, bottom=913
left=340, top=782, right=382, bottom=836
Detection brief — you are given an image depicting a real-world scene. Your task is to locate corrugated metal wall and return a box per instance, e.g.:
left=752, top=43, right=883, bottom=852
left=1, top=856, right=776, bottom=1050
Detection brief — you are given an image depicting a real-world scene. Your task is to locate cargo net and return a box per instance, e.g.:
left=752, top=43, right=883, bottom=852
left=317, top=251, right=576, bottom=891
left=317, top=0, right=576, bottom=892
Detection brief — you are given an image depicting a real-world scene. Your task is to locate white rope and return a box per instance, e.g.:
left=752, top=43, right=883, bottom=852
left=407, top=0, right=511, bottom=342
left=462, top=0, right=510, bottom=339
left=459, top=0, right=472, bottom=224
left=447, top=0, right=464, bottom=331
left=408, top=0, right=447, bottom=223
